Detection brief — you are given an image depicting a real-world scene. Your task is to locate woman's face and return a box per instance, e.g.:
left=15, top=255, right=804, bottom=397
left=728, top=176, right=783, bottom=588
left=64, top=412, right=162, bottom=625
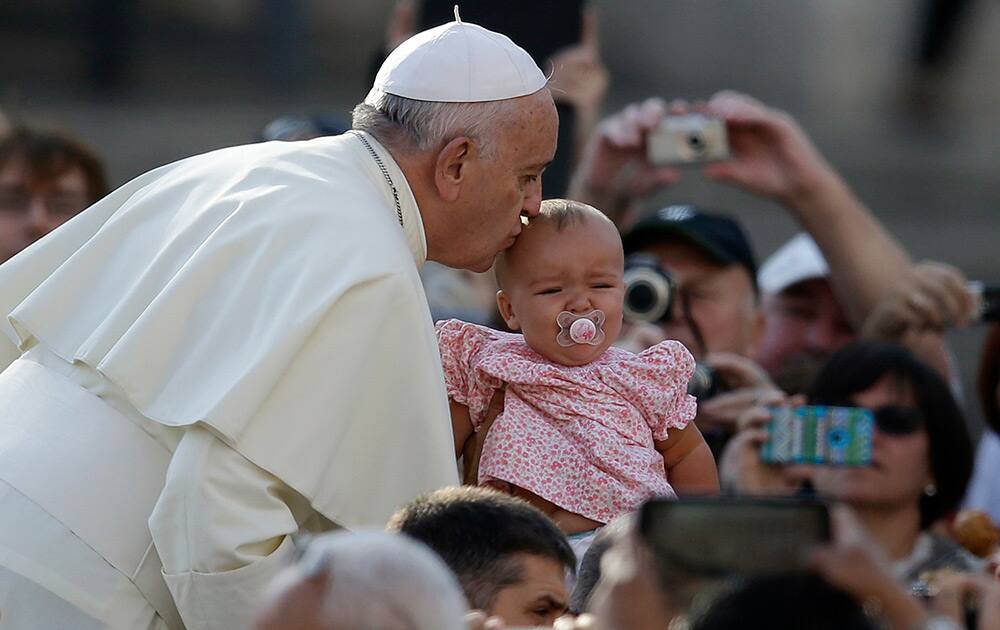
left=810, top=375, right=933, bottom=512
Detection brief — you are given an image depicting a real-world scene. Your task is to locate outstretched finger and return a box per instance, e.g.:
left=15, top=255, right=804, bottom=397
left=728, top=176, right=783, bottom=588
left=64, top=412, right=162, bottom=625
left=737, top=408, right=773, bottom=433
left=705, top=90, right=770, bottom=124
left=666, top=98, right=688, bottom=116
left=580, top=5, right=600, bottom=53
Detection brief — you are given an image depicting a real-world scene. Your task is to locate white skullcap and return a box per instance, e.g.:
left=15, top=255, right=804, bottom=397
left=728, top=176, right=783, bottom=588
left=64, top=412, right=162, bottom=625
left=758, top=233, right=830, bottom=295
left=370, top=5, right=547, bottom=103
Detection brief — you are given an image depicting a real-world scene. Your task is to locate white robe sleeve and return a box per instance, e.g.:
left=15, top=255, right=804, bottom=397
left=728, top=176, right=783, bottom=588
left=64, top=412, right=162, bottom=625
left=149, top=426, right=317, bottom=630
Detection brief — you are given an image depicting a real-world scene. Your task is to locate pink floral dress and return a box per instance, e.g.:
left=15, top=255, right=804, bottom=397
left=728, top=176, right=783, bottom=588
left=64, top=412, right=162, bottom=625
left=436, top=319, right=697, bottom=524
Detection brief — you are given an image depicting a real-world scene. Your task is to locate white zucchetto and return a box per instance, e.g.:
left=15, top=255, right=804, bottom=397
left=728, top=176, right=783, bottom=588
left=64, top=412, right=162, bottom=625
left=370, top=5, right=547, bottom=103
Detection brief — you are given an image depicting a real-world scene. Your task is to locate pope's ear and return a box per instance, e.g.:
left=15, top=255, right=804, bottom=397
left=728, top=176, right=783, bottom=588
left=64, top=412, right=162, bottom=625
left=434, top=136, right=473, bottom=202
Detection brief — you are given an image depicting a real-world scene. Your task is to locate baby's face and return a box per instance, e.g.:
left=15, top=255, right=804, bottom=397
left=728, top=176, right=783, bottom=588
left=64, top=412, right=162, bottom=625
left=497, top=215, right=624, bottom=366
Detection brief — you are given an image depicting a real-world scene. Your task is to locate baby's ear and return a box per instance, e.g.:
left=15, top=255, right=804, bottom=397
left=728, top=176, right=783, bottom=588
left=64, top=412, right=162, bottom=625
left=496, top=290, right=520, bottom=331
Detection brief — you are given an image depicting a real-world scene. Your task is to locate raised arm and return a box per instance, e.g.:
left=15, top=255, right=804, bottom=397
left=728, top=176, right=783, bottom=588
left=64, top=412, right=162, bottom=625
left=702, top=91, right=912, bottom=326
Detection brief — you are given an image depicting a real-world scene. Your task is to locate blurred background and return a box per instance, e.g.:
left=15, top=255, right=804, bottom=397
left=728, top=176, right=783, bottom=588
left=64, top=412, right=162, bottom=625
left=2, top=0, right=998, bottom=429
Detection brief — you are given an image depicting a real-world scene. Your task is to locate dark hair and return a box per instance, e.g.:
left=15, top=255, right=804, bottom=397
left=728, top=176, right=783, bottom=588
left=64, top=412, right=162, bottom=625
left=0, top=127, right=108, bottom=204
left=978, top=324, right=1000, bottom=435
left=807, top=340, right=974, bottom=529
left=387, top=487, right=576, bottom=611
left=689, top=574, right=876, bottom=630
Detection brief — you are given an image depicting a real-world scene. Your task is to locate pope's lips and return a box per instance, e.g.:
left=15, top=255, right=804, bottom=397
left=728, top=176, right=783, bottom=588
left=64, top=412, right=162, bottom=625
left=503, top=229, right=522, bottom=247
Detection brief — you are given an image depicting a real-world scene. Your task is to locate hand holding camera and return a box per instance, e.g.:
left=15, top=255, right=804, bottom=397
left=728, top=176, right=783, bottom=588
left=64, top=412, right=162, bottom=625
left=864, top=260, right=1000, bottom=341
left=568, top=90, right=846, bottom=225
left=568, top=97, right=683, bottom=224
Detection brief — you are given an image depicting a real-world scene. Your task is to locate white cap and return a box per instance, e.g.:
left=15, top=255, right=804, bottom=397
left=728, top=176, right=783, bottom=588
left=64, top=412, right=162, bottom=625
left=370, top=5, right=547, bottom=103
left=758, top=233, right=830, bottom=295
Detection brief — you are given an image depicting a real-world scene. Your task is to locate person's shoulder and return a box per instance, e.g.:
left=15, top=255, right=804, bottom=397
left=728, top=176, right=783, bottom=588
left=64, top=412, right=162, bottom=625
left=926, top=532, right=986, bottom=572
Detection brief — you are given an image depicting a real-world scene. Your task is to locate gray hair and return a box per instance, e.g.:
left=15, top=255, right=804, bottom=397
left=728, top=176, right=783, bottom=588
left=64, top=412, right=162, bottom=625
left=351, top=89, right=517, bottom=157
left=299, top=530, right=468, bottom=630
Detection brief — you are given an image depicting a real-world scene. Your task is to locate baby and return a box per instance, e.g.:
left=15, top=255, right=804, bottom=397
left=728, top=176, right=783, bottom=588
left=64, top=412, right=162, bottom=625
left=436, top=199, right=719, bottom=540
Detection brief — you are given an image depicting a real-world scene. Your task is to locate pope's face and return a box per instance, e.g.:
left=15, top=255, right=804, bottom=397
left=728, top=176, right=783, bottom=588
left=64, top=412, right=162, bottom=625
left=453, top=90, right=558, bottom=273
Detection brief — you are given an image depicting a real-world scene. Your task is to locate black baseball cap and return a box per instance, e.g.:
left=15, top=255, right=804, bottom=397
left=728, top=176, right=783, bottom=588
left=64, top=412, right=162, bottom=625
left=621, top=204, right=759, bottom=291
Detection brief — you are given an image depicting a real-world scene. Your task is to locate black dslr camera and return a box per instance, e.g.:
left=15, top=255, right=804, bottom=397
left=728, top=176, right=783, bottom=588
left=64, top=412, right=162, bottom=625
left=623, top=254, right=675, bottom=324
left=623, top=254, right=722, bottom=400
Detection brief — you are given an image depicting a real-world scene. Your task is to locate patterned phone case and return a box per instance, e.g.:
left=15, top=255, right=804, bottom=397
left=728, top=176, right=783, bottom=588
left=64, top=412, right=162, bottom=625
left=760, top=406, right=873, bottom=467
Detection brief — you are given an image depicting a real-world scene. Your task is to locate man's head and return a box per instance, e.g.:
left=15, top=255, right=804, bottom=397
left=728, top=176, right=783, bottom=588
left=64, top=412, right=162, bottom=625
left=254, top=531, right=466, bottom=630
left=689, top=574, right=876, bottom=630
left=621, top=205, right=762, bottom=359
left=756, top=234, right=856, bottom=392
left=352, top=13, right=559, bottom=273
left=0, top=127, right=108, bottom=262
left=387, top=487, right=576, bottom=626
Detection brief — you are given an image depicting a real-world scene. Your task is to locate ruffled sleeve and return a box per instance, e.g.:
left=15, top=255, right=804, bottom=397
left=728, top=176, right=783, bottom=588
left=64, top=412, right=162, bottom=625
left=608, top=340, right=697, bottom=441
left=434, top=319, right=502, bottom=426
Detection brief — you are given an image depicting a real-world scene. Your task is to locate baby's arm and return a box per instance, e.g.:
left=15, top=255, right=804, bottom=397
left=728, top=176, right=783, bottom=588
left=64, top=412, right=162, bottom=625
left=449, top=399, right=476, bottom=458
left=656, top=423, right=720, bottom=496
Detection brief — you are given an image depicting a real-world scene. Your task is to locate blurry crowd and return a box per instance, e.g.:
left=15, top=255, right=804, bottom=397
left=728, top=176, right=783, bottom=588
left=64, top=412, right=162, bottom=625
left=3, top=1, right=1000, bottom=629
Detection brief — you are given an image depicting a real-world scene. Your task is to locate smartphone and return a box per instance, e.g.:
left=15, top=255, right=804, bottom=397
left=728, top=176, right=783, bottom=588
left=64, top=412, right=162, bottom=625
left=646, top=114, right=730, bottom=166
left=639, top=497, right=831, bottom=584
left=761, top=406, right=874, bottom=467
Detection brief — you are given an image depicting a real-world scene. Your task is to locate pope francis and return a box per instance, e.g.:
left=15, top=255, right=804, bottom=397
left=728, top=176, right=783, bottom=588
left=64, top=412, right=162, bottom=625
left=0, top=10, right=558, bottom=629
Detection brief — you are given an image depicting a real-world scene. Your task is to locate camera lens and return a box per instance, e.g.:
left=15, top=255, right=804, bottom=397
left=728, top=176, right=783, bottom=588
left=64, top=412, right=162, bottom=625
left=827, top=428, right=849, bottom=448
left=623, top=258, right=674, bottom=323
left=626, top=282, right=657, bottom=313
left=686, top=132, right=706, bottom=156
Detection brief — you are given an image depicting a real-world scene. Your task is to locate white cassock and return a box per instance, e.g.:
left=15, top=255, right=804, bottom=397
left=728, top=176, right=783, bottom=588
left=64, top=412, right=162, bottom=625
left=0, top=131, right=459, bottom=629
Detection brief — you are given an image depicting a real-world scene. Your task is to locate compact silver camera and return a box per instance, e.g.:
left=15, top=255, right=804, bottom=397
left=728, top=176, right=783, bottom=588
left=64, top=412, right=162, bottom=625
left=647, top=114, right=730, bottom=165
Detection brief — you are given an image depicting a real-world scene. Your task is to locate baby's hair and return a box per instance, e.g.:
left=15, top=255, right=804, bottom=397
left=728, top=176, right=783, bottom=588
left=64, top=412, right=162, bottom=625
left=495, top=199, right=615, bottom=290
left=538, top=198, right=608, bottom=231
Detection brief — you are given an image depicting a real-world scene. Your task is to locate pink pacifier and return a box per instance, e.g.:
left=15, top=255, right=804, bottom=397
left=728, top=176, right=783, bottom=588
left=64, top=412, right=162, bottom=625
left=556, top=309, right=606, bottom=347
